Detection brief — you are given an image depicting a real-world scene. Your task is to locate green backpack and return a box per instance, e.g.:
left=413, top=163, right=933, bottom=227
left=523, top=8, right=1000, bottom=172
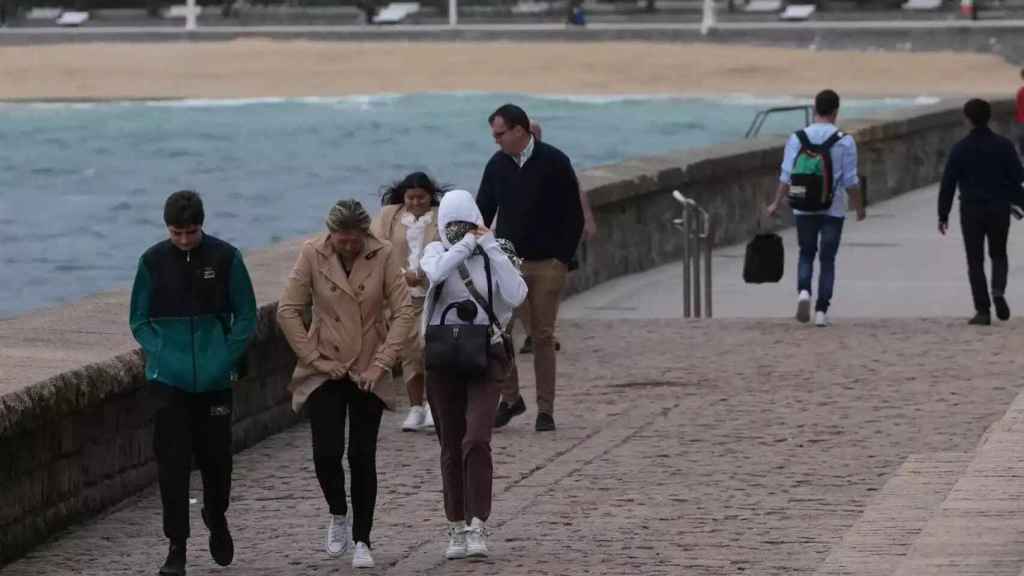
left=787, top=129, right=845, bottom=212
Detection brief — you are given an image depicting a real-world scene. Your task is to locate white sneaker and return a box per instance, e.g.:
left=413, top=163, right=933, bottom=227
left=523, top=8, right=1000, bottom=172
left=445, top=521, right=467, bottom=560
left=420, top=403, right=435, bottom=430
left=402, top=405, right=425, bottom=431
left=464, top=517, right=488, bottom=558
left=325, top=514, right=350, bottom=557
left=352, top=542, right=375, bottom=569
left=815, top=311, right=830, bottom=327
left=796, top=290, right=811, bottom=323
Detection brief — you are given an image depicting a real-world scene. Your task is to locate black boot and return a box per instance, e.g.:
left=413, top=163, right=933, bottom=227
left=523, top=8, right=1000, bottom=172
left=158, top=541, right=186, bottom=576
left=994, top=296, right=1011, bottom=321
left=968, top=312, right=992, bottom=326
left=203, top=508, right=234, bottom=567
left=494, top=397, right=526, bottom=428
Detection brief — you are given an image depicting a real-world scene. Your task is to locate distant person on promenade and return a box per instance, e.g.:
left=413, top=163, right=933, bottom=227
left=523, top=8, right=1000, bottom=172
left=767, top=89, right=865, bottom=327
left=1015, top=68, right=1024, bottom=157
left=420, top=189, right=527, bottom=560
left=938, top=98, right=1024, bottom=325
left=477, top=103, right=584, bottom=432
left=369, top=172, right=443, bottom=432
left=129, top=190, right=258, bottom=576
left=277, top=199, right=415, bottom=569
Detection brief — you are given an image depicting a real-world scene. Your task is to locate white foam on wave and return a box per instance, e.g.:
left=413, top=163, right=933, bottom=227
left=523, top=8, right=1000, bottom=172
left=143, top=97, right=289, bottom=108
left=531, top=93, right=682, bottom=104
left=0, top=101, right=101, bottom=110
left=0, top=92, right=941, bottom=110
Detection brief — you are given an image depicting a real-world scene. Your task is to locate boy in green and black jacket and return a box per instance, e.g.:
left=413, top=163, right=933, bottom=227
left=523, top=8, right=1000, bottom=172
left=129, top=190, right=257, bottom=576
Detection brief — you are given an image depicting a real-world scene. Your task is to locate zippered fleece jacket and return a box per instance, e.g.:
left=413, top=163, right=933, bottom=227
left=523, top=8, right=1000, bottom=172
left=129, top=234, right=258, bottom=393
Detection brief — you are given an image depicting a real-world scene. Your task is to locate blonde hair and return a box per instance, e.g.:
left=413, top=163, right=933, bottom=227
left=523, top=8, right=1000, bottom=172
left=326, top=199, right=371, bottom=234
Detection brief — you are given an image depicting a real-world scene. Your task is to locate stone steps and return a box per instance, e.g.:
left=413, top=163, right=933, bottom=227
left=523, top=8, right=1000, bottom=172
left=814, top=452, right=973, bottom=576
left=818, top=386, right=1024, bottom=576
left=890, top=388, right=1024, bottom=576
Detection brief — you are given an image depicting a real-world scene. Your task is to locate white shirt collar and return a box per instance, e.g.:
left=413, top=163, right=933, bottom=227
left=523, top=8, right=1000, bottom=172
left=511, top=136, right=535, bottom=168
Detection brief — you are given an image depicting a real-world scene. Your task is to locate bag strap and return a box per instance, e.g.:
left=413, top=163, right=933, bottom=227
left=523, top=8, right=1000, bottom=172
left=458, top=251, right=503, bottom=332
left=795, top=129, right=844, bottom=152
left=821, top=130, right=845, bottom=151
left=795, top=129, right=812, bottom=150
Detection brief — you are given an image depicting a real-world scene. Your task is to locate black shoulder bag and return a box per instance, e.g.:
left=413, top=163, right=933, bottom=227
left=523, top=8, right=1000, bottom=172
left=423, top=251, right=496, bottom=378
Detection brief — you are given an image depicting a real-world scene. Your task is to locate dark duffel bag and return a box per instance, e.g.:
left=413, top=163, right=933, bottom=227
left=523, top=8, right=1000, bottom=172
left=743, top=233, right=784, bottom=284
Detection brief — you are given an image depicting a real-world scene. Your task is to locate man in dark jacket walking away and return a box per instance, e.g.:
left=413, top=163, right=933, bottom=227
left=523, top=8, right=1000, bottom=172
left=939, top=98, right=1024, bottom=325
left=130, top=190, right=258, bottom=575
left=477, top=104, right=584, bottom=432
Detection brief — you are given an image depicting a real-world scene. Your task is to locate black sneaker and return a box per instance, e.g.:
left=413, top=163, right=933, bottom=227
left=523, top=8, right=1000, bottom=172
left=994, top=296, right=1011, bottom=321
left=519, top=336, right=533, bottom=354
left=968, top=312, right=992, bottom=326
left=494, top=397, right=526, bottom=428
left=535, top=413, right=556, bottom=432
left=519, top=337, right=561, bottom=354
left=203, top=509, right=234, bottom=567
left=158, top=541, right=186, bottom=576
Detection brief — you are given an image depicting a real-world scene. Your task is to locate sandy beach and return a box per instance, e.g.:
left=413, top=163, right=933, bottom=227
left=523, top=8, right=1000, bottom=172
left=1, top=40, right=1019, bottom=100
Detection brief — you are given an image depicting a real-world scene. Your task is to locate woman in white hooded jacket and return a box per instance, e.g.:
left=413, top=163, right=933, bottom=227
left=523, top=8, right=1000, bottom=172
left=419, top=189, right=527, bottom=560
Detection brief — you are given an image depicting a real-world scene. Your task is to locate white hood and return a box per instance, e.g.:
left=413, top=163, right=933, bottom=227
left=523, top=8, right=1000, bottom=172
left=437, top=189, right=484, bottom=249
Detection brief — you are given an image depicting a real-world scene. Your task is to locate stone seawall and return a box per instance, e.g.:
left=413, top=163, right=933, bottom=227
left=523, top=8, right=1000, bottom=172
left=0, top=97, right=1015, bottom=566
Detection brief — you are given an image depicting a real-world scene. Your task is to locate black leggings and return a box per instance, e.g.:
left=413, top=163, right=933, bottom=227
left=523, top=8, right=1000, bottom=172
left=307, top=378, right=385, bottom=546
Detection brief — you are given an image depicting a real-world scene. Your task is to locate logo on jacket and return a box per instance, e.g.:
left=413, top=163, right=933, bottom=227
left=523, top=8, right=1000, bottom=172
left=202, top=267, right=216, bottom=280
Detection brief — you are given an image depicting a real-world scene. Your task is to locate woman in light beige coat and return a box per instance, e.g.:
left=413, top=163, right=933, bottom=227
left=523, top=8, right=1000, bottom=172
left=277, top=199, right=414, bottom=570
left=370, top=172, right=443, bottom=432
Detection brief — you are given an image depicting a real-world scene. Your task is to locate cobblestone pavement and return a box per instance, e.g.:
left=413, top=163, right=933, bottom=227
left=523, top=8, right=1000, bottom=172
left=3, top=317, right=1022, bottom=576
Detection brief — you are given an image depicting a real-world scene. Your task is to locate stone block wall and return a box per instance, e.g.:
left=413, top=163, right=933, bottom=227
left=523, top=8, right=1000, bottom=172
left=0, top=303, right=298, bottom=565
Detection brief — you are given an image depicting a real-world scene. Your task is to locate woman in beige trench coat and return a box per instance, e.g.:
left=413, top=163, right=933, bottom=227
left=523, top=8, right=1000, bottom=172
left=370, top=171, right=444, bottom=432
left=277, top=199, right=415, bottom=570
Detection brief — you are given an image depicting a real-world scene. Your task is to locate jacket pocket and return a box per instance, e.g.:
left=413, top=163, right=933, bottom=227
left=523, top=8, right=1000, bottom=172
left=194, top=316, right=234, bottom=391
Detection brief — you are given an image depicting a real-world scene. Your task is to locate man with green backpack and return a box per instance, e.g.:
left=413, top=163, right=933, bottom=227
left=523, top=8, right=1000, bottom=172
left=767, top=89, right=866, bottom=326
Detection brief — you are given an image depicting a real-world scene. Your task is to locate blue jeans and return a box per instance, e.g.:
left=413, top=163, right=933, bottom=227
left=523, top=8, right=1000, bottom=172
left=796, top=215, right=845, bottom=313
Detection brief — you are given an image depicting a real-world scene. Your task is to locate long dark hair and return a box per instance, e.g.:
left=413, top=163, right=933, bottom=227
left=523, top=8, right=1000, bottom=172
left=381, top=171, right=447, bottom=207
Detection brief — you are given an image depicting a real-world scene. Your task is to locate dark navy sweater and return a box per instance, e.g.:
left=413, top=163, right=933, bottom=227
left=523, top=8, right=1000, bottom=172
left=939, top=126, right=1024, bottom=223
left=476, top=140, right=584, bottom=264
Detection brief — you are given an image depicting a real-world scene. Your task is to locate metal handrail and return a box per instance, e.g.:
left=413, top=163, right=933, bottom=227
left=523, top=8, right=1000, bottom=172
left=745, top=105, right=813, bottom=139
left=672, top=190, right=713, bottom=318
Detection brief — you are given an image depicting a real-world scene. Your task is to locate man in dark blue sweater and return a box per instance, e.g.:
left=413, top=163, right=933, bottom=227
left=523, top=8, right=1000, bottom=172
left=477, top=104, right=584, bottom=432
left=939, top=98, right=1024, bottom=325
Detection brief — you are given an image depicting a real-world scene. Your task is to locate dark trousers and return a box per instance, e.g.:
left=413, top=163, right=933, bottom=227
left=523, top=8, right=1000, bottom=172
left=796, top=215, right=845, bottom=313
left=307, top=378, right=384, bottom=546
left=960, top=203, right=1011, bottom=313
left=153, top=385, right=234, bottom=544
left=426, top=359, right=503, bottom=523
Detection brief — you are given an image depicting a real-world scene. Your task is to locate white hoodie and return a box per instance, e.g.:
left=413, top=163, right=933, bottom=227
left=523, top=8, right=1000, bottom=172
left=420, top=189, right=527, bottom=335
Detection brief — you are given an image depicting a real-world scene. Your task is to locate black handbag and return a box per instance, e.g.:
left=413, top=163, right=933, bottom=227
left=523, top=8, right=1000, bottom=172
left=423, top=251, right=498, bottom=378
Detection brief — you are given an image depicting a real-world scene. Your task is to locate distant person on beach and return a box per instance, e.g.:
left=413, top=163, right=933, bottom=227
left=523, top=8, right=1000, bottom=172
left=370, top=172, right=443, bottom=432
left=938, top=98, right=1024, bottom=325
left=277, top=199, right=415, bottom=569
left=767, top=89, right=865, bottom=327
left=1015, top=68, right=1024, bottom=157
left=568, top=0, right=586, bottom=26
left=129, top=190, right=257, bottom=576
left=477, top=103, right=584, bottom=432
